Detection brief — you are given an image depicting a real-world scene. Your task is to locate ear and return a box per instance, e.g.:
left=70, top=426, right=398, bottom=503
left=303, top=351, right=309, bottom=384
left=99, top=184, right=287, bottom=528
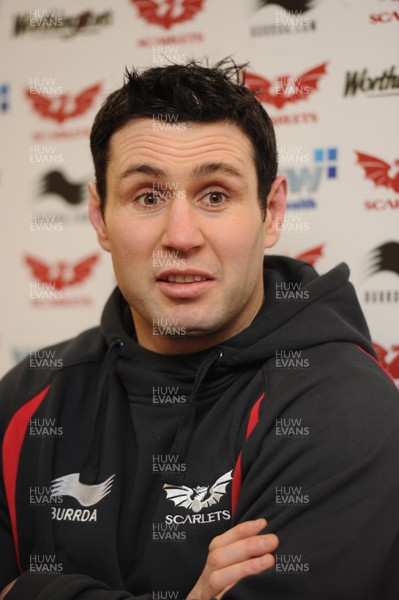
left=263, top=176, right=287, bottom=249
left=88, top=181, right=111, bottom=252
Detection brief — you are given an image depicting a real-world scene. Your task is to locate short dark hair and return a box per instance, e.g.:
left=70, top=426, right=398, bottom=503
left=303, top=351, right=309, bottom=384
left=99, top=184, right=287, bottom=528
left=90, top=58, right=277, bottom=219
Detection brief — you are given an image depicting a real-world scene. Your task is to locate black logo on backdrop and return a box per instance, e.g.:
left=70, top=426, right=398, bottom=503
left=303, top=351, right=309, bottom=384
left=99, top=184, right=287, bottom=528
left=39, top=171, right=87, bottom=205
left=344, top=66, right=399, bottom=98
left=365, top=242, right=399, bottom=278
left=258, top=0, right=317, bottom=10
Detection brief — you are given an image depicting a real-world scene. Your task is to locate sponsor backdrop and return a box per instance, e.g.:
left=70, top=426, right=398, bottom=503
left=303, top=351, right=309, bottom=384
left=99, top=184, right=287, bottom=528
left=0, top=0, right=398, bottom=383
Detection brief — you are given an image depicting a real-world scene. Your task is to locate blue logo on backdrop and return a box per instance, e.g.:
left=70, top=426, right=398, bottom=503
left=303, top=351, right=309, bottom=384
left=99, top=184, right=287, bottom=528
left=280, top=147, right=338, bottom=209
left=0, top=84, right=10, bottom=112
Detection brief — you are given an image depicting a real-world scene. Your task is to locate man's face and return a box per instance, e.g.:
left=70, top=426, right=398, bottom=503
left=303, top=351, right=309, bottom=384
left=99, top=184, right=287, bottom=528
left=90, top=118, right=285, bottom=353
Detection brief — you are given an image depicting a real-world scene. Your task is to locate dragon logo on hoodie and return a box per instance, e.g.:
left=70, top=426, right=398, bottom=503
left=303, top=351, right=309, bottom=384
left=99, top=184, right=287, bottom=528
left=163, top=470, right=232, bottom=513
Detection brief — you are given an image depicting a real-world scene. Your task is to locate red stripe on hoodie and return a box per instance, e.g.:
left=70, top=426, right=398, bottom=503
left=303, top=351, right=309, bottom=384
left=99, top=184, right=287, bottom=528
left=357, top=345, right=396, bottom=386
left=2, top=385, right=50, bottom=573
left=231, top=392, right=265, bottom=517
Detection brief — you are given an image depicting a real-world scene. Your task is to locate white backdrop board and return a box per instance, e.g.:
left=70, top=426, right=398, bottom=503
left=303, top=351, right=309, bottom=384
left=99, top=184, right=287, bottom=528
left=0, top=0, right=398, bottom=383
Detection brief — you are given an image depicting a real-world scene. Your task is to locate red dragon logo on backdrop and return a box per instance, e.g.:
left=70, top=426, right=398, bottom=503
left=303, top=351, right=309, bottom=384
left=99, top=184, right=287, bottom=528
left=355, top=152, right=399, bottom=193
left=24, top=254, right=99, bottom=290
left=25, top=83, right=101, bottom=124
left=373, top=343, right=399, bottom=384
left=295, top=244, right=325, bottom=267
left=245, top=62, right=328, bottom=109
left=130, top=0, right=205, bottom=29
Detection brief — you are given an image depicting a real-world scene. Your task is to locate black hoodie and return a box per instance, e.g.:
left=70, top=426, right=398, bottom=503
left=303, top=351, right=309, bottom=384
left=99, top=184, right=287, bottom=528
left=1, top=256, right=398, bottom=599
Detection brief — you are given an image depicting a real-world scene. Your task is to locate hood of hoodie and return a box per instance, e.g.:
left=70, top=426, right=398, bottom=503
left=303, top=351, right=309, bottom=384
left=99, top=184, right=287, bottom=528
left=100, top=254, right=375, bottom=368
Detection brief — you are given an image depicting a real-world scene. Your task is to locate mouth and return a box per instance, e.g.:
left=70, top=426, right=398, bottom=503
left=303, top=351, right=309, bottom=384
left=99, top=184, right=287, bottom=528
left=156, top=270, right=215, bottom=298
left=156, top=270, right=214, bottom=284
left=158, top=274, right=209, bottom=284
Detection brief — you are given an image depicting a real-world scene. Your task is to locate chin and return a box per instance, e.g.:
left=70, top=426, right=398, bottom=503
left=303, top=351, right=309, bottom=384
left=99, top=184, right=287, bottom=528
left=171, top=318, right=227, bottom=338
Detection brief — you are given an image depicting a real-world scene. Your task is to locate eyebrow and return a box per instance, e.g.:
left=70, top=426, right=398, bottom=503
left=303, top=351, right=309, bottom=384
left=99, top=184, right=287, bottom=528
left=117, top=161, right=246, bottom=187
left=117, top=164, right=167, bottom=185
left=192, top=162, right=246, bottom=181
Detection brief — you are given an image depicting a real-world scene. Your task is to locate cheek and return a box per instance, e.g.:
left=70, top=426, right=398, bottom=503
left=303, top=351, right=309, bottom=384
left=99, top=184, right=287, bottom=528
left=106, top=216, right=152, bottom=264
left=211, top=217, right=264, bottom=264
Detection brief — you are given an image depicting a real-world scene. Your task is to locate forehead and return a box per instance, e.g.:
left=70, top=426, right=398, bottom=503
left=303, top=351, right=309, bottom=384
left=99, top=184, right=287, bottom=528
left=107, top=118, right=257, bottom=179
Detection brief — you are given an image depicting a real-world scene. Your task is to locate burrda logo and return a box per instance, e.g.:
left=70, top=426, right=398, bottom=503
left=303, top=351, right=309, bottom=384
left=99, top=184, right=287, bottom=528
left=50, top=473, right=115, bottom=523
left=245, top=62, right=327, bottom=109
left=25, top=83, right=101, bottom=123
left=163, top=470, right=232, bottom=513
left=130, top=0, right=205, bottom=30
left=39, top=170, right=88, bottom=205
left=51, top=473, right=115, bottom=506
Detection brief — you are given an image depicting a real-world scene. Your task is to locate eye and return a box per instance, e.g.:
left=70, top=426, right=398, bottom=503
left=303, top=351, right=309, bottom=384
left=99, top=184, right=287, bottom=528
left=202, top=190, right=228, bottom=207
left=135, top=192, right=165, bottom=210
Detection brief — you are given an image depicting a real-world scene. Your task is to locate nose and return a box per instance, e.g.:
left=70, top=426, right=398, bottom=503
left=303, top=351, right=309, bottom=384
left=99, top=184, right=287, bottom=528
left=160, top=192, right=205, bottom=253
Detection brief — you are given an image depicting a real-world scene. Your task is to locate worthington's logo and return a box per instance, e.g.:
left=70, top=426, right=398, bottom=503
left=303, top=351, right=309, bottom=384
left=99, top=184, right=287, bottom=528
left=13, top=9, right=112, bottom=38
left=343, top=66, right=399, bottom=98
left=163, top=470, right=232, bottom=513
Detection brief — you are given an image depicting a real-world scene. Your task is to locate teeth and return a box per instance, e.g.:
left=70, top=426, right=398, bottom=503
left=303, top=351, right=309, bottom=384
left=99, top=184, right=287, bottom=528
left=162, top=274, right=208, bottom=283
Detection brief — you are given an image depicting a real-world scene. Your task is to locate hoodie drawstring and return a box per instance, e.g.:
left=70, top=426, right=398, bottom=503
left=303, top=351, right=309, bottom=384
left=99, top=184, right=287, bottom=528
left=80, top=338, right=124, bottom=485
left=162, top=348, right=223, bottom=486
left=80, top=340, right=222, bottom=487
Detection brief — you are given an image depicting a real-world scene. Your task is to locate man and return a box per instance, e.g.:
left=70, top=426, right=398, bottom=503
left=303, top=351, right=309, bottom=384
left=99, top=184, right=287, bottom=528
left=1, top=59, right=398, bottom=599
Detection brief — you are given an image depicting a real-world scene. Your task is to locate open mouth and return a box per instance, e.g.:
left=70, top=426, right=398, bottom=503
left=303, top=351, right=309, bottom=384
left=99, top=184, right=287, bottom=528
left=158, top=275, right=209, bottom=284
left=156, top=271, right=214, bottom=298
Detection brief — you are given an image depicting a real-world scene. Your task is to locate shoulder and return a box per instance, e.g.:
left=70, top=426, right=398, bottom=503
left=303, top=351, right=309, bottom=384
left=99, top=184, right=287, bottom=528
left=266, top=341, right=398, bottom=412
left=257, top=341, right=399, bottom=461
left=0, top=326, right=106, bottom=428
